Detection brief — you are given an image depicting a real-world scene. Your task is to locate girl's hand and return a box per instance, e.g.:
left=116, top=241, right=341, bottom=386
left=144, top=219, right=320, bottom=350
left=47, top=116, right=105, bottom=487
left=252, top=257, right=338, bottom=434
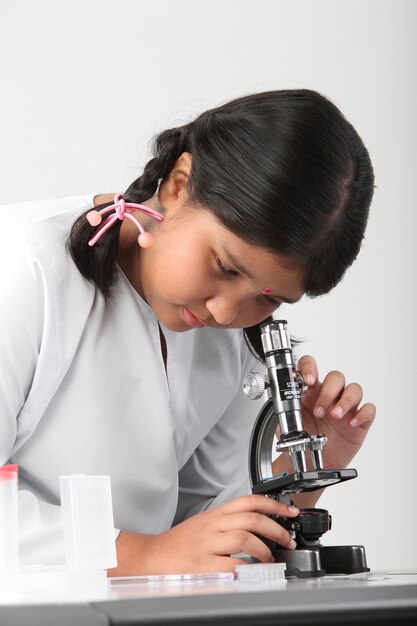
left=295, top=355, right=376, bottom=469
left=108, top=495, right=299, bottom=576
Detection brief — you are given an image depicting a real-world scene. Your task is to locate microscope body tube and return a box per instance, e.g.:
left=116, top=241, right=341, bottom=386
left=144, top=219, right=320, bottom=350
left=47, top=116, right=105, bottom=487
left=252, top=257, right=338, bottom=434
left=261, top=321, right=309, bottom=472
left=261, top=321, right=304, bottom=437
left=245, top=320, right=327, bottom=475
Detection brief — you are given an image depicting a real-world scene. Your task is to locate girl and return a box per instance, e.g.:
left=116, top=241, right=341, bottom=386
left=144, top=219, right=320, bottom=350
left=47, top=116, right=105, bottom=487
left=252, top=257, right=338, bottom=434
left=0, top=89, right=375, bottom=575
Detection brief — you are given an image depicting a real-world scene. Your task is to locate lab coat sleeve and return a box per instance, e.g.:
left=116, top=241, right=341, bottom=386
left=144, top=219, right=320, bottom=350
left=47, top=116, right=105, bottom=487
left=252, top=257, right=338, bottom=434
left=0, top=237, right=120, bottom=566
left=0, top=240, right=43, bottom=460
left=173, top=351, right=267, bottom=524
left=0, top=239, right=65, bottom=564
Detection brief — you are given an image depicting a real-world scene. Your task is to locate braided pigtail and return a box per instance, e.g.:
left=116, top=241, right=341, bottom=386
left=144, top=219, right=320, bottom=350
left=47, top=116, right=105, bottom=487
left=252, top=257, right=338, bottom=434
left=67, top=125, right=189, bottom=300
left=124, top=126, right=188, bottom=203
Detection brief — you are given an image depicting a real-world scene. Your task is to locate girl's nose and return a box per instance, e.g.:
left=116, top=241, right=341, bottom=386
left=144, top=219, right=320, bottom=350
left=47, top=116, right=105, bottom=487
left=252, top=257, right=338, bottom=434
left=205, top=294, right=244, bottom=326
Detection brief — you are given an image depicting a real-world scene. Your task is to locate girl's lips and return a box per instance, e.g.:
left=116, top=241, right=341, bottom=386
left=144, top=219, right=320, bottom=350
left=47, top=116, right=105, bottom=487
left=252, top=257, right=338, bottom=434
left=182, top=307, right=205, bottom=328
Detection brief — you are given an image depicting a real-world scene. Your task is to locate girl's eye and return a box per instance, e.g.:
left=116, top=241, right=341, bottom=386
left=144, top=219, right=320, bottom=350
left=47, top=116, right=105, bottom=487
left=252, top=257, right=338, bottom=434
left=216, top=257, right=239, bottom=277
left=216, top=257, right=282, bottom=306
left=263, top=296, right=282, bottom=307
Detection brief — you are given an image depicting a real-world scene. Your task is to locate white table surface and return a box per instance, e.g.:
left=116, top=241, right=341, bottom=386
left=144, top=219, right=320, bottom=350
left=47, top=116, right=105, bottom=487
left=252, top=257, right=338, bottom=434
left=1, top=569, right=416, bottom=607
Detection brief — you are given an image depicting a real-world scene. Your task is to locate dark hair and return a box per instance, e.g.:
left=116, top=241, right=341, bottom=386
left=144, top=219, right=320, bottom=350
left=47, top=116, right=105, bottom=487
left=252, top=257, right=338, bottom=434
left=68, top=89, right=375, bottom=360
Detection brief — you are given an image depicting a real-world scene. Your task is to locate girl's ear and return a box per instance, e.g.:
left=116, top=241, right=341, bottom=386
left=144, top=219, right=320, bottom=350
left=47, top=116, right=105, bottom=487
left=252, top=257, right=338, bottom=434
left=160, top=152, right=193, bottom=204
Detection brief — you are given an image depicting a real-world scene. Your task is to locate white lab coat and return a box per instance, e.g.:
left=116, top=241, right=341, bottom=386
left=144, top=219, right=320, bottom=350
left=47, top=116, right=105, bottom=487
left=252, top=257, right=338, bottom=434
left=0, top=195, right=265, bottom=565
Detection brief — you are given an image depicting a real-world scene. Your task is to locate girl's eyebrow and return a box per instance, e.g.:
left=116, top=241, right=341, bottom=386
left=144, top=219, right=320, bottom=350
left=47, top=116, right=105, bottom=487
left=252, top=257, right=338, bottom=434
left=221, top=244, right=302, bottom=305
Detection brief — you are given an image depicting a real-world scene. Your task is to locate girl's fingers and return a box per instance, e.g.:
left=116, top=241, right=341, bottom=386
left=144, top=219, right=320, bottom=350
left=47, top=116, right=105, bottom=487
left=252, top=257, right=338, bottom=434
left=215, top=530, right=275, bottom=563
left=214, top=496, right=298, bottom=556
left=297, top=355, right=319, bottom=387
left=348, top=402, right=376, bottom=430
left=329, top=382, right=364, bottom=419
left=218, top=511, right=297, bottom=550
left=312, top=370, right=346, bottom=418
left=297, top=358, right=374, bottom=430
left=220, top=494, right=299, bottom=519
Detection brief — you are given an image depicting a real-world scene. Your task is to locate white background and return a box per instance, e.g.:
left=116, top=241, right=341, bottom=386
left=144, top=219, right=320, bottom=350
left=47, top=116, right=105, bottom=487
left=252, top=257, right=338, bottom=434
left=0, top=0, right=415, bottom=571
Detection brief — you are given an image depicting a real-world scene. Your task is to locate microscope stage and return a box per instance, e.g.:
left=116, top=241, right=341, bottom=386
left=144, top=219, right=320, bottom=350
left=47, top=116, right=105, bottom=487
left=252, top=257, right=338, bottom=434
left=252, top=468, right=357, bottom=495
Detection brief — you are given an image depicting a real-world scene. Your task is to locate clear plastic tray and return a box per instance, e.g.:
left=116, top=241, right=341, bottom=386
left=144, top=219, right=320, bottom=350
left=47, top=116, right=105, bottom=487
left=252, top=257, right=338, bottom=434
left=109, top=572, right=234, bottom=585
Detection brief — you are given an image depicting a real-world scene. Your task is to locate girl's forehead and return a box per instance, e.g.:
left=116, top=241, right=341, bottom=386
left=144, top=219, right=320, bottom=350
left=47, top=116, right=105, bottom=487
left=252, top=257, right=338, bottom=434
left=205, top=217, right=305, bottom=302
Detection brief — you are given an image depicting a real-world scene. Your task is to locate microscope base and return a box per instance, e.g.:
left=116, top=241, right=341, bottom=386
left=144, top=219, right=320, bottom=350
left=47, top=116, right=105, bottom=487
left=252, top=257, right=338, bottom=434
left=271, top=548, right=325, bottom=578
left=270, top=545, right=369, bottom=578
left=319, top=544, right=370, bottom=575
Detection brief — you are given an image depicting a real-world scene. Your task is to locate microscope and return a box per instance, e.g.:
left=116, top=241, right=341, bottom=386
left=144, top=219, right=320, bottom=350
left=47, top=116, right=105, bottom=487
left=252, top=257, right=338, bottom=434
left=243, top=319, right=369, bottom=578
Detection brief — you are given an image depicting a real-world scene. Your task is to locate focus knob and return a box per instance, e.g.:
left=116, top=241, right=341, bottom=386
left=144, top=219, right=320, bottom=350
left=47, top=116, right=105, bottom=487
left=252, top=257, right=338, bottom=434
left=243, top=372, right=266, bottom=400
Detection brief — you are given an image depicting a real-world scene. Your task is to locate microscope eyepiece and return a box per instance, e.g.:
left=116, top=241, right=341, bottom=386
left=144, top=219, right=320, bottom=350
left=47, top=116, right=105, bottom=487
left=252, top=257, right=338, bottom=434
left=260, top=319, right=291, bottom=355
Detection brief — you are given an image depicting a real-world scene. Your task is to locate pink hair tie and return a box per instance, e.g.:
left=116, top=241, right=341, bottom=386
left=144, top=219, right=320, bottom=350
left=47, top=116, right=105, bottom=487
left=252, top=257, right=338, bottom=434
left=86, top=193, right=164, bottom=248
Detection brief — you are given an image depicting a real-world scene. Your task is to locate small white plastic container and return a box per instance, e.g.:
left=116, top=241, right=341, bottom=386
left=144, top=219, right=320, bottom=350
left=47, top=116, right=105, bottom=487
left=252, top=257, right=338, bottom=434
left=59, top=474, right=117, bottom=572
left=0, top=464, right=19, bottom=595
left=236, top=562, right=286, bottom=584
